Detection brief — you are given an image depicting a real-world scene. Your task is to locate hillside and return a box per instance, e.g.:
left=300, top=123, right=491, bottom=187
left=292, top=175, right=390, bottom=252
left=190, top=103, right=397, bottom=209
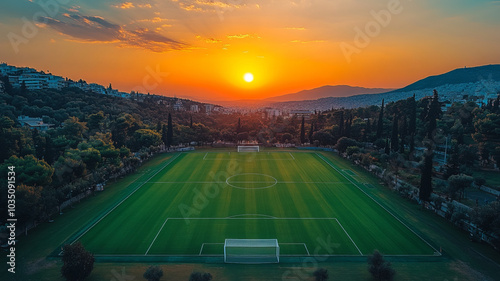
left=389, top=65, right=500, bottom=93
left=271, top=65, right=500, bottom=110
left=264, top=85, right=393, bottom=102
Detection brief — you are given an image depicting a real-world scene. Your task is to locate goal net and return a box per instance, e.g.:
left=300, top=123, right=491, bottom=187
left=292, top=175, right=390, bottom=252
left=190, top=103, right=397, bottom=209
left=224, top=239, right=279, bottom=263
left=237, top=146, right=260, bottom=152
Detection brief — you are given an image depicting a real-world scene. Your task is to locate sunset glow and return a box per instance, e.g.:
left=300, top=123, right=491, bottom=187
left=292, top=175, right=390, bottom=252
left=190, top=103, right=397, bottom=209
left=1, top=1, right=499, bottom=101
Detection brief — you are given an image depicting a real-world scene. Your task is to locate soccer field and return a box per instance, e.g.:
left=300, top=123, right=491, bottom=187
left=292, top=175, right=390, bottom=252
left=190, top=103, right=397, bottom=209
left=74, top=151, right=437, bottom=259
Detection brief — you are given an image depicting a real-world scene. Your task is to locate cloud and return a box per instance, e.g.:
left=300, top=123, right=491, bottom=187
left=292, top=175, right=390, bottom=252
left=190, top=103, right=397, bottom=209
left=290, top=39, right=326, bottom=43
left=226, top=34, right=260, bottom=39
left=196, top=35, right=222, bottom=43
left=285, top=27, right=307, bottom=31
left=37, top=12, right=187, bottom=52
left=114, top=2, right=135, bottom=9
left=135, top=17, right=171, bottom=23
left=123, top=28, right=187, bottom=51
left=173, top=0, right=243, bottom=12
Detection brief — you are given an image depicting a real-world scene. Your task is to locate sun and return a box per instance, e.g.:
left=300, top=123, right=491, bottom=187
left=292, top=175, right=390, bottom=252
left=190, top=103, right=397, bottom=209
left=243, top=73, right=254, bottom=83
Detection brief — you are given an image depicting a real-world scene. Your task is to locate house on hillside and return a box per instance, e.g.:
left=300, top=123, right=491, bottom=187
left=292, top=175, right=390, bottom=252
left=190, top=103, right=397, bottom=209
left=17, top=115, right=54, bottom=131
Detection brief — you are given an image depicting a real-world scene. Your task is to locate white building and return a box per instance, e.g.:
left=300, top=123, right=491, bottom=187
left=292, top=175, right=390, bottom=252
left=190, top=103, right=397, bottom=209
left=18, top=73, right=48, bottom=90
left=190, top=104, right=200, bottom=113
left=89, top=83, right=107, bottom=95
left=17, top=115, right=53, bottom=131
left=204, top=104, right=214, bottom=114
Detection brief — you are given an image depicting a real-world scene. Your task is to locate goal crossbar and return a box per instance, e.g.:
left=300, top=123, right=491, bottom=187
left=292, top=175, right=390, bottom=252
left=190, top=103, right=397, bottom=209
left=224, top=239, right=279, bottom=263
left=237, top=146, right=260, bottom=152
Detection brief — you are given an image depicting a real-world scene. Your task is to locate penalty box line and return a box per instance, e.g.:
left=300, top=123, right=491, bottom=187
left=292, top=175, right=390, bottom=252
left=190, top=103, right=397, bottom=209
left=145, top=217, right=359, bottom=256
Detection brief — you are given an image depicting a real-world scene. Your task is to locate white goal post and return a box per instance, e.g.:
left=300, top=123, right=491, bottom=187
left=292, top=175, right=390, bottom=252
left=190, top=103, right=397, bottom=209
left=224, top=239, right=279, bottom=263
left=237, top=146, right=260, bottom=152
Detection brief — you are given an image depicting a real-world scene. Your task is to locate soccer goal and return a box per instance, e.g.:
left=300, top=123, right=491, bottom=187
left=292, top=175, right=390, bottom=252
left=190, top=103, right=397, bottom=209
left=224, top=239, right=279, bottom=263
left=237, top=146, right=260, bottom=152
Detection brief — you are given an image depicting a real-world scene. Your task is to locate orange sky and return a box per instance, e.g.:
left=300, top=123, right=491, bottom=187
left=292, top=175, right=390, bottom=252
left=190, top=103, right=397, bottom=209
left=1, top=0, right=500, bottom=101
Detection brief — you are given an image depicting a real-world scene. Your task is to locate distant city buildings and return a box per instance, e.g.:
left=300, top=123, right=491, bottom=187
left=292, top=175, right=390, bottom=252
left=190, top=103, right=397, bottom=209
left=0, top=62, right=130, bottom=98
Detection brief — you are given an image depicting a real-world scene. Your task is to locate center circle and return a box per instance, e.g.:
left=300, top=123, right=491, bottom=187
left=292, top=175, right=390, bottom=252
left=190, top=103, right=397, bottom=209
left=226, top=173, right=278, bottom=190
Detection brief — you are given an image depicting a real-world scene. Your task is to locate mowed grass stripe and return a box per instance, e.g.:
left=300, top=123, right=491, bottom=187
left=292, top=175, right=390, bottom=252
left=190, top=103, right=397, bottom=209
left=314, top=153, right=436, bottom=255
left=148, top=219, right=360, bottom=255
left=78, top=151, right=436, bottom=256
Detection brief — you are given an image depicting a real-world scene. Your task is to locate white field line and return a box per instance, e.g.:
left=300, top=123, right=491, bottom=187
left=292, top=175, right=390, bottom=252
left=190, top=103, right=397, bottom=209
left=335, top=218, right=362, bottom=255
left=303, top=243, right=310, bottom=256
left=279, top=243, right=311, bottom=256
left=315, top=153, right=441, bottom=255
left=203, top=152, right=208, bottom=160
left=289, top=152, right=296, bottom=160
left=168, top=217, right=337, bottom=220
left=70, top=153, right=181, bottom=245
left=199, top=243, right=224, bottom=256
left=143, top=181, right=351, bottom=184
left=145, top=218, right=169, bottom=255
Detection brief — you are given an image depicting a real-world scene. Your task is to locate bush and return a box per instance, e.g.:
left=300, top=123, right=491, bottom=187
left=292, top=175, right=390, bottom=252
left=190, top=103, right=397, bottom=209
left=368, top=250, right=395, bottom=281
left=143, top=266, right=163, bottom=281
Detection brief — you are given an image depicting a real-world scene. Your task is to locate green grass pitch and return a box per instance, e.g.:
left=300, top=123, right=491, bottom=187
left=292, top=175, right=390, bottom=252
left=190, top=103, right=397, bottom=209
left=75, top=151, right=437, bottom=258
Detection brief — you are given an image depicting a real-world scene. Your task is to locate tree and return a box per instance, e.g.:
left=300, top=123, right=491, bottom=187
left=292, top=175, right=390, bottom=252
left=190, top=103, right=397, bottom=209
left=408, top=94, right=417, bottom=153
left=384, top=138, right=390, bottom=155
left=339, top=111, right=345, bottom=137
left=425, top=90, right=442, bottom=140
left=162, top=124, right=168, bottom=145
left=61, top=242, right=94, bottom=281
left=313, top=268, right=329, bottom=281
left=390, top=113, right=399, bottom=152
left=62, top=116, right=88, bottom=140
left=189, top=272, right=212, bottom=281
left=1, top=155, right=54, bottom=186
left=300, top=116, right=306, bottom=144
left=132, top=129, right=162, bottom=150
left=309, top=122, right=315, bottom=142
left=368, top=250, right=395, bottom=281
left=448, top=174, right=473, bottom=200
left=336, top=137, right=358, bottom=154
left=167, top=113, right=173, bottom=147
left=419, top=149, right=433, bottom=201
left=236, top=117, right=242, bottom=134
left=376, top=99, right=385, bottom=140
left=311, top=130, right=333, bottom=146
left=143, top=265, right=163, bottom=281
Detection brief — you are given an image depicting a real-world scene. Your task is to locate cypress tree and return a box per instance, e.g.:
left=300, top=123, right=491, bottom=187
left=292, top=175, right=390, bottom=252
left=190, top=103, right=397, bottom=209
left=384, top=138, right=390, bottom=155
left=309, top=122, right=315, bottom=143
left=376, top=99, right=385, bottom=140
left=190, top=115, right=193, bottom=128
left=419, top=149, right=434, bottom=201
left=300, top=116, right=306, bottom=144
left=166, top=113, right=173, bottom=147
left=339, top=111, right=344, bottom=137
left=391, top=113, right=399, bottom=152
left=236, top=118, right=241, bottom=134
left=425, top=90, right=442, bottom=140
left=408, top=94, right=417, bottom=153
left=400, top=116, right=407, bottom=154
